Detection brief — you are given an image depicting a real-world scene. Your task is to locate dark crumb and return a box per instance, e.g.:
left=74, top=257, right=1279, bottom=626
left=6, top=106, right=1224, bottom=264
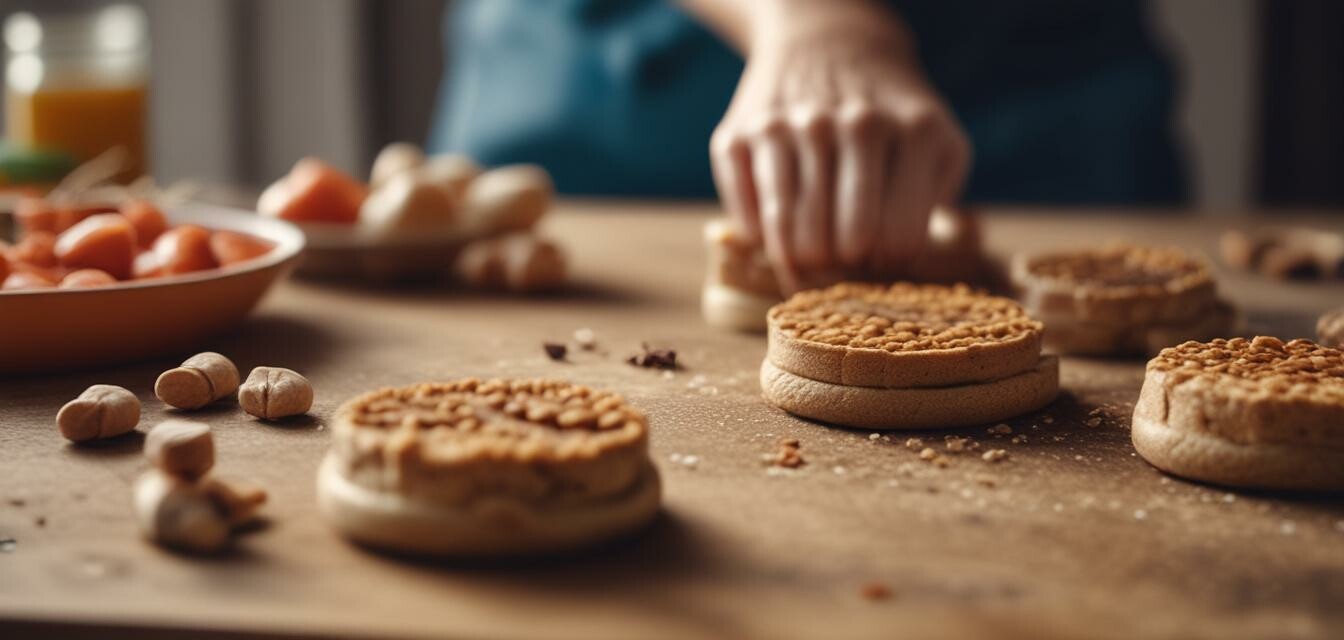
left=860, top=582, right=893, bottom=601
left=34, top=517, right=45, bottom=527
left=627, top=343, right=677, bottom=370
left=770, top=438, right=805, bottom=468
left=7, top=498, right=25, bottom=507
left=543, top=342, right=568, bottom=361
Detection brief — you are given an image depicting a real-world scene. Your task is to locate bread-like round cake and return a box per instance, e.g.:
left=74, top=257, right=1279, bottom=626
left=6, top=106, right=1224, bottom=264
left=761, top=355, right=1058, bottom=429
left=1038, top=300, right=1239, bottom=357
left=1319, top=308, right=1344, bottom=349
left=767, top=283, right=1044, bottom=388
left=1012, top=244, right=1219, bottom=326
left=1132, top=337, right=1344, bottom=490
left=318, top=379, right=660, bottom=556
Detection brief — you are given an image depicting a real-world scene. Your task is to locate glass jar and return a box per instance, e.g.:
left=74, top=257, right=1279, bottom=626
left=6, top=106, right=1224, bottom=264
left=4, top=4, right=149, bottom=182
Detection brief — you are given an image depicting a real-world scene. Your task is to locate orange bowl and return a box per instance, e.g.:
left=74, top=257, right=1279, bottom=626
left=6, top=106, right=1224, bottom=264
left=0, top=203, right=304, bottom=374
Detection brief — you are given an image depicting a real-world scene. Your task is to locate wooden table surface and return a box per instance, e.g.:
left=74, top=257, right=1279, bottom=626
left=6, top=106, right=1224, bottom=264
left=2, top=202, right=1342, bottom=640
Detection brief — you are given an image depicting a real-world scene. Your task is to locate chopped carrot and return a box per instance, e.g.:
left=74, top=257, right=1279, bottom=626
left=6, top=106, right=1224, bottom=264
left=153, top=225, right=218, bottom=275
left=209, top=230, right=274, bottom=266
left=121, top=199, right=168, bottom=248
left=9, top=231, right=59, bottom=268
left=0, top=251, right=8, bottom=283
left=3, top=270, right=57, bottom=290
left=53, top=214, right=138, bottom=280
left=59, top=268, right=118, bottom=288
left=258, top=157, right=366, bottom=224
left=133, top=250, right=163, bottom=279
left=15, top=197, right=58, bottom=233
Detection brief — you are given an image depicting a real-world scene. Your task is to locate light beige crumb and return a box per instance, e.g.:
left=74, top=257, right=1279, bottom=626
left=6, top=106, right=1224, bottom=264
left=905, top=437, right=924, bottom=450
left=945, top=437, right=968, bottom=453
left=988, top=424, right=1013, bottom=435
left=919, top=447, right=938, bottom=461
left=982, top=449, right=1009, bottom=463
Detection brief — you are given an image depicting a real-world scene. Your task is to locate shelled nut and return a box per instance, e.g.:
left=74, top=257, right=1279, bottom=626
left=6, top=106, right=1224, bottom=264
left=238, top=366, right=314, bottom=420
left=155, top=352, right=240, bottom=410
left=56, top=385, right=141, bottom=442
left=133, top=470, right=230, bottom=554
left=144, top=420, right=214, bottom=481
left=459, top=164, right=551, bottom=234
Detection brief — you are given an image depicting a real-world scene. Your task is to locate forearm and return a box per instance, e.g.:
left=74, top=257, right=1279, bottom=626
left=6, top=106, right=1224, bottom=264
left=678, top=0, right=913, bottom=55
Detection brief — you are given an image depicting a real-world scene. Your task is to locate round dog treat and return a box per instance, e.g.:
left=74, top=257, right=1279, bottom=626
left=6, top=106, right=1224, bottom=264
left=1037, top=300, right=1239, bottom=357
left=1131, top=337, right=1344, bottom=491
left=1319, top=308, right=1344, bottom=349
left=760, top=356, right=1059, bottom=430
left=317, top=379, right=660, bottom=556
left=701, top=281, right=778, bottom=333
left=1011, top=244, right=1219, bottom=326
left=767, top=282, right=1044, bottom=388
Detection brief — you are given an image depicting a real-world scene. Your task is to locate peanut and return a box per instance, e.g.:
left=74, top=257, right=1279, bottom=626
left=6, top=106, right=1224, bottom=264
left=155, top=352, right=240, bottom=410
left=416, top=154, right=480, bottom=201
left=370, top=142, right=425, bottom=187
left=358, top=173, right=457, bottom=233
left=238, top=366, right=313, bottom=419
left=145, top=420, right=214, bottom=480
left=459, top=164, right=551, bottom=234
left=133, top=470, right=230, bottom=554
left=56, top=385, right=141, bottom=442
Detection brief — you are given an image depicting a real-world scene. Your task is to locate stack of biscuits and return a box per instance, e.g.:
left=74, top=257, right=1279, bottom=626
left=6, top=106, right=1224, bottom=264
left=703, top=207, right=994, bottom=333
left=317, top=378, right=661, bottom=556
left=759, top=282, right=1059, bottom=429
left=1011, top=244, right=1237, bottom=356
left=1132, top=337, right=1344, bottom=491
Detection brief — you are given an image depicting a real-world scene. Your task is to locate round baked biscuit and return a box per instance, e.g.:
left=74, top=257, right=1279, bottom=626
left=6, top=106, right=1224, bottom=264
left=702, top=281, right=776, bottom=333
left=1011, top=244, right=1219, bottom=325
left=1319, top=308, right=1344, bottom=349
left=1039, top=300, right=1239, bottom=357
left=760, top=355, right=1059, bottom=430
left=767, top=282, right=1044, bottom=388
left=1131, top=337, right=1344, bottom=490
left=318, top=379, right=660, bottom=556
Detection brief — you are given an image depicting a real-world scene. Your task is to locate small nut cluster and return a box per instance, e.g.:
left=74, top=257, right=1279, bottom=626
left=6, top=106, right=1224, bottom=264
left=155, top=352, right=240, bottom=410
left=134, top=420, right=266, bottom=554
left=771, top=283, right=1041, bottom=351
left=456, top=232, right=566, bottom=293
left=238, top=366, right=314, bottom=420
left=56, top=385, right=141, bottom=442
left=1150, top=337, right=1344, bottom=402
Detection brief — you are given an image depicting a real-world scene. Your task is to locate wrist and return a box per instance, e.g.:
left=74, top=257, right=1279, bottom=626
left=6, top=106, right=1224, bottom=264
left=750, top=0, right=915, bottom=57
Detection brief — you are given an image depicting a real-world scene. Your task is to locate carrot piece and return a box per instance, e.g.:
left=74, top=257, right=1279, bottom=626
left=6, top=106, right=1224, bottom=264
left=15, top=197, right=58, bottom=234
left=121, top=199, right=168, bottom=248
left=0, top=250, right=8, bottom=283
left=53, top=214, right=138, bottom=280
left=9, top=230, right=59, bottom=268
left=258, top=157, right=366, bottom=224
left=209, top=230, right=274, bottom=266
left=133, top=250, right=163, bottom=279
left=153, top=225, right=218, bottom=275
left=3, top=270, right=57, bottom=290
left=59, top=268, right=118, bottom=288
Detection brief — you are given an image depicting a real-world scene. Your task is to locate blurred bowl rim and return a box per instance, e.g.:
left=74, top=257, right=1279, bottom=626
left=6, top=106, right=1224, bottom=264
left=0, top=201, right=304, bottom=296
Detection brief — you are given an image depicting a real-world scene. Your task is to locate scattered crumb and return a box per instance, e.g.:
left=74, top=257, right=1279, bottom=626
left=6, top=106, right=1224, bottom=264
left=34, top=517, right=45, bottom=527
left=860, top=582, right=893, bottom=601
left=628, top=343, right=678, bottom=370
left=973, top=474, right=997, bottom=488
left=982, top=449, right=1008, bottom=463
left=573, top=328, right=597, bottom=350
left=944, top=436, right=968, bottom=453
left=1222, top=493, right=1236, bottom=504
left=1010, top=435, right=1027, bottom=445
left=769, top=438, right=806, bottom=469
left=919, top=447, right=938, bottom=461
left=1085, top=417, right=1102, bottom=428
left=832, top=466, right=847, bottom=475
left=868, top=433, right=881, bottom=441
left=661, top=370, right=675, bottom=380
left=7, top=498, right=25, bottom=507
left=543, top=342, right=568, bottom=361
left=988, top=424, right=1013, bottom=435
left=1280, top=521, right=1297, bottom=536
left=1043, top=416, right=1055, bottom=424
left=1134, top=509, right=1148, bottom=521
left=904, top=438, right=924, bottom=450
left=0, top=538, right=15, bottom=553
left=932, top=456, right=951, bottom=468
left=668, top=453, right=700, bottom=469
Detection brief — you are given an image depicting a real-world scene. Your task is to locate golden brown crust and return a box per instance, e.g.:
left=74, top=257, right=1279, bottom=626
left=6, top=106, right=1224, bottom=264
left=1038, top=300, right=1239, bottom=357
left=766, top=282, right=1044, bottom=388
left=1011, top=244, right=1219, bottom=324
left=1136, top=337, right=1344, bottom=451
left=329, top=379, right=648, bottom=507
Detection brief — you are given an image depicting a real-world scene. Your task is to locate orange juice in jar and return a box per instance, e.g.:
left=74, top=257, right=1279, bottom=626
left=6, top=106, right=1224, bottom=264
left=4, top=4, right=149, bottom=182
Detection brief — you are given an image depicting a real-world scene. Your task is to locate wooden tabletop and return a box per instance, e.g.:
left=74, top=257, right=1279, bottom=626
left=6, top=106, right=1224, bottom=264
left=2, top=202, right=1342, bottom=640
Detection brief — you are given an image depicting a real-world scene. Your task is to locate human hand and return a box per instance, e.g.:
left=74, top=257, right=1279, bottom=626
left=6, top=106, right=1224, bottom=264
left=709, top=7, right=971, bottom=293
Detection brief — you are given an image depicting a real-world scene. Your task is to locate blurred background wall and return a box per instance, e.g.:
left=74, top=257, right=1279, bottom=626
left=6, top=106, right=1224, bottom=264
left=0, top=0, right=1339, bottom=210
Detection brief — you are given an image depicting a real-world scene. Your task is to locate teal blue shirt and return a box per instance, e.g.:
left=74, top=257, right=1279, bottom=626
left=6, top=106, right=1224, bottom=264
left=430, top=1, right=1186, bottom=204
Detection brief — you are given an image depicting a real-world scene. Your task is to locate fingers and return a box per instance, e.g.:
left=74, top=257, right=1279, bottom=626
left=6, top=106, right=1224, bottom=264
left=871, top=109, right=941, bottom=274
left=751, top=124, right=801, bottom=294
left=933, top=125, right=973, bottom=207
left=790, top=111, right=836, bottom=281
left=710, top=129, right=761, bottom=244
left=834, top=105, right=888, bottom=270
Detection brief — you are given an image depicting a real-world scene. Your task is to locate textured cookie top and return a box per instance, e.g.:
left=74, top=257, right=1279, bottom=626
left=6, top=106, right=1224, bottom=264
left=1150, top=337, right=1344, bottom=403
left=1320, top=308, right=1344, bottom=349
left=769, top=283, right=1041, bottom=352
left=1020, top=244, right=1210, bottom=291
left=336, top=378, right=647, bottom=464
